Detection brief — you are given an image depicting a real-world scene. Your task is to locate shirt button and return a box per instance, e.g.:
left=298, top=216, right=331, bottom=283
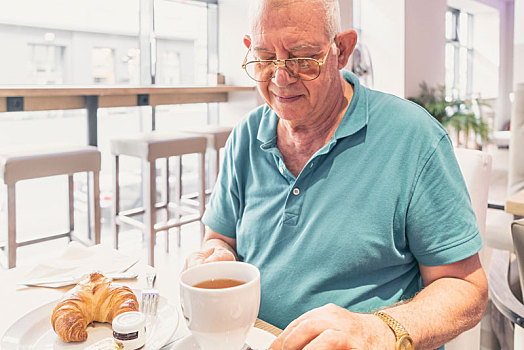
left=293, top=188, right=300, bottom=195
left=279, top=166, right=284, bottom=174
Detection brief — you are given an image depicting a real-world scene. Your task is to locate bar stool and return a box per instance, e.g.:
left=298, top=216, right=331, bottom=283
left=0, top=145, right=101, bottom=268
left=111, top=132, right=207, bottom=266
left=179, top=125, right=233, bottom=191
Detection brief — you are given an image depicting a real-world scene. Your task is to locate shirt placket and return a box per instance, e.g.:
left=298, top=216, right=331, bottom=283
left=276, top=156, right=316, bottom=227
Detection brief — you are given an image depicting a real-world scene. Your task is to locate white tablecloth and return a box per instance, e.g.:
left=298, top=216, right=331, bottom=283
left=0, top=257, right=190, bottom=348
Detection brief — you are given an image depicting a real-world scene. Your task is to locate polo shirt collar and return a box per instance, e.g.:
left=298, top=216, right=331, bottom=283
left=257, top=70, right=369, bottom=149
left=334, top=70, right=369, bottom=139
left=258, top=105, right=278, bottom=149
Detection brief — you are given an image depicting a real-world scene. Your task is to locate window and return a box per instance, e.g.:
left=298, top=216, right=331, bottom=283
left=0, top=0, right=219, bottom=247
left=92, top=48, right=116, bottom=84
left=446, top=7, right=474, bottom=99
left=157, top=50, right=181, bottom=85
left=28, top=44, right=65, bottom=84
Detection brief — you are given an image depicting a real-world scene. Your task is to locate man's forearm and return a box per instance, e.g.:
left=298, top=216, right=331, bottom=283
left=381, top=269, right=488, bottom=349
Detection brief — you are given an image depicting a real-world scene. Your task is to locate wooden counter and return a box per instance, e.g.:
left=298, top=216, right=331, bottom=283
left=506, top=189, right=524, bottom=217
left=0, top=85, right=255, bottom=112
left=0, top=85, right=255, bottom=146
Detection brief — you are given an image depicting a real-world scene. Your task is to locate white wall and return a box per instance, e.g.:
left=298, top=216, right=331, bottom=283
left=339, top=0, right=354, bottom=31
left=404, top=0, right=447, bottom=98
left=472, top=11, right=500, bottom=98
left=515, top=0, right=524, bottom=85
left=360, top=0, right=405, bottom=97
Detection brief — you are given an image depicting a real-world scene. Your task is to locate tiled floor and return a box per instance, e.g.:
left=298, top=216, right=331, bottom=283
left=1, top=145, right=512, bottom=349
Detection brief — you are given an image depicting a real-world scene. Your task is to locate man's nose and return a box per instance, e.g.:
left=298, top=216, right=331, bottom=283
left=272, top=64, right=298, bottom=86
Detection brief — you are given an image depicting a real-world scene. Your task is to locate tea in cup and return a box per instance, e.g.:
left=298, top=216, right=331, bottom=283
left=179, top=261, right=261, bottom=350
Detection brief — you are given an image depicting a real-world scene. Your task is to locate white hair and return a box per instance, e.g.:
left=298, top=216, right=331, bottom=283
left=248, top=0, right=341, bottom=40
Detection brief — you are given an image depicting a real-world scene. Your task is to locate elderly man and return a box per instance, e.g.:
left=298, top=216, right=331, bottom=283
left=185, top=0, right=488, bottom=349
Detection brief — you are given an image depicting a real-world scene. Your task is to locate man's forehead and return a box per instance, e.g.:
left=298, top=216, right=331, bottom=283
left=251, top=0, right=328, bottom=37
left=252, top=43, right=323, bottom=54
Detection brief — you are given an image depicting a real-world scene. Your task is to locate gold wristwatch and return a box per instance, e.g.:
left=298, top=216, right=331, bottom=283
left=374, top=311, right=414, bottom=350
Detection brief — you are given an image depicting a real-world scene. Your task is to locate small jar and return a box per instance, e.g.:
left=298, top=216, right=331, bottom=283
left=112, top=311, right=146, bottom=350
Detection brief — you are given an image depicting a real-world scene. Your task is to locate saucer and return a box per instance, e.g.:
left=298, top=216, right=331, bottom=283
left=172, top=327, right=276, bottom=349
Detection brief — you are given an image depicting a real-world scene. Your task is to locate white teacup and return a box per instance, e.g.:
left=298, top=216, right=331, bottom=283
left=179, top=261, right=261, bottom=350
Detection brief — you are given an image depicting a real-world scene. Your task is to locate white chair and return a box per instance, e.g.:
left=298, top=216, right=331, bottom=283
left=446, top=148, right=492, bottom=349
left=486, top=82, right=524, bottom=252
left=508, top=83, right=524, bottom=199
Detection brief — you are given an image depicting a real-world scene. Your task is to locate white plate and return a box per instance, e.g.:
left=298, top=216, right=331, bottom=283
left=171, top=327, right=276, bottom=349
left=1, top=290, right=179, bottom=350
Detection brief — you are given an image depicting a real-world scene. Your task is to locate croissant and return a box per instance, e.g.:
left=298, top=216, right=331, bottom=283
left=51, top=272, right=139, bottom=342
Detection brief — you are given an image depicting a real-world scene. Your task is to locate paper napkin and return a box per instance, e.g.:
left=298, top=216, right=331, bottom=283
left=21, top=241, right=139, bottom=288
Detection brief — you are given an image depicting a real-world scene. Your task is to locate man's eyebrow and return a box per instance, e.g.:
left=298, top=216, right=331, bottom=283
left=289, top=44, right=322, bottom=52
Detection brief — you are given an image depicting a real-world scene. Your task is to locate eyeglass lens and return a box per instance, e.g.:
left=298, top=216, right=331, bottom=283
left=245, top=59, right=320, bottom=82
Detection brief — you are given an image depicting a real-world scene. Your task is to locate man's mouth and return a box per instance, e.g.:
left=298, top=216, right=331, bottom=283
left=274, top=94, right=302, bottom=103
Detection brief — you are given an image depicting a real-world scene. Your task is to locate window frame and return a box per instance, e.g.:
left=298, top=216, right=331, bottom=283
left=445, top=6, right=474, bottom=100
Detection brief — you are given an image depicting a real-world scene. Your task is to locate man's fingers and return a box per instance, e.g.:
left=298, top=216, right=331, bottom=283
left=183, top=247, right=236, bottom=272
left=269, top=315, right=308, bottom=349
left=302, top=329, right=353, bottom=350
left=269, top=306, right=332, bottom=350
left=270, top=319, right=330, bottom=350
left=203, top=247, right=236, bottom=263
left=183, top=255, right=205, bottom=270
left=183, top=249, right=214, bottom=271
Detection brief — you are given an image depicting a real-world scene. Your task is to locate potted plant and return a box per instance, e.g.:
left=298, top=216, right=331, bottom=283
left=408, top=82, right=491, bottom=149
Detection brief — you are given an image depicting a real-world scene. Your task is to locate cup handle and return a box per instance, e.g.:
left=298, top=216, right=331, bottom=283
left=180, top=300, right=191, bottom=326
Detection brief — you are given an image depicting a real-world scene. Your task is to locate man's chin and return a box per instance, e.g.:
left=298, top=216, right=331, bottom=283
left=272, top=101, right=306, bottom=118
left=274, top=109, right=305, bottom=121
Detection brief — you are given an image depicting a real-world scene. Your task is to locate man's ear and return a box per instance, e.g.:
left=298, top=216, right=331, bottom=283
left=243, top=35, right=252, bottom=49
left=334, top=30, right=358, bottom=70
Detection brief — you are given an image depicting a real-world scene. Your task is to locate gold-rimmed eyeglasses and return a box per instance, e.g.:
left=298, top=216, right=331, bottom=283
left=241, top=43, right=333, bottom=82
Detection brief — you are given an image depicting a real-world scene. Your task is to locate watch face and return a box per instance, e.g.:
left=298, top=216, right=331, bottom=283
left=397, top=335, right=414, bottom=350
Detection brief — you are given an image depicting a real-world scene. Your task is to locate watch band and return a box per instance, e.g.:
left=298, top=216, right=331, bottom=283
left=374, top=311, right=412, bottom=344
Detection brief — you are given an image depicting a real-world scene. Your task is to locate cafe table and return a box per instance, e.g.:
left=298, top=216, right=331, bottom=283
left=506, top=189, right=524, bottom=218
left=0, top=259, right=281, bottom=349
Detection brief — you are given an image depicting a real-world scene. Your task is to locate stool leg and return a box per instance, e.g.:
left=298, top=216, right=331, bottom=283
left=68, top=175, right=74, bottom=241
left=7, top=184, right=16, bottom=268
left=174, top=156, right=182, bottom=247
left=198, top=152, right=206, bottom=241
left=113, top=155, right=120, bottom=249
left=93, top=171, right=101, bottom=245
left=165, top=157, right=170, bottom=253
left=143, top=159, right=156, bottom=266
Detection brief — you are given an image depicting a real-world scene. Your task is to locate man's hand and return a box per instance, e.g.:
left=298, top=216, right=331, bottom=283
left=183, top=246, right=236, bottom=270
left=182, top=229, right=238, bottom=271
left=269, top=304, right=395, bottom=350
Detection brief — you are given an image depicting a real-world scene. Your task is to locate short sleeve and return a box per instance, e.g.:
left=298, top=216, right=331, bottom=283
left=406, top=135, right=482, bottom=266
left=201, top=129, right=241, bottom=239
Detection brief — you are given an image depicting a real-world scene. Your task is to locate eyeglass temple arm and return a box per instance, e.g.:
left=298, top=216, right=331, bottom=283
left=318, top=43, right=333, bottom=67
left=241, top=46, right=252, bottom=69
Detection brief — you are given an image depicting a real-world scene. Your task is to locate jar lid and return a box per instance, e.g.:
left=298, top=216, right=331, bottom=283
left=112, top=311, right=146, bottom=333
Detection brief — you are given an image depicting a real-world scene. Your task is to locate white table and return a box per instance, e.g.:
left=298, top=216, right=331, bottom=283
left=0, top=260, right=191, bottom=348
left=0, top=260, right=281, bottom=348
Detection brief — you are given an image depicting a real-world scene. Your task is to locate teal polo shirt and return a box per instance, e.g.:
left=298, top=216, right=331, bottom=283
left=202, top=70, right=482, bottom=331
